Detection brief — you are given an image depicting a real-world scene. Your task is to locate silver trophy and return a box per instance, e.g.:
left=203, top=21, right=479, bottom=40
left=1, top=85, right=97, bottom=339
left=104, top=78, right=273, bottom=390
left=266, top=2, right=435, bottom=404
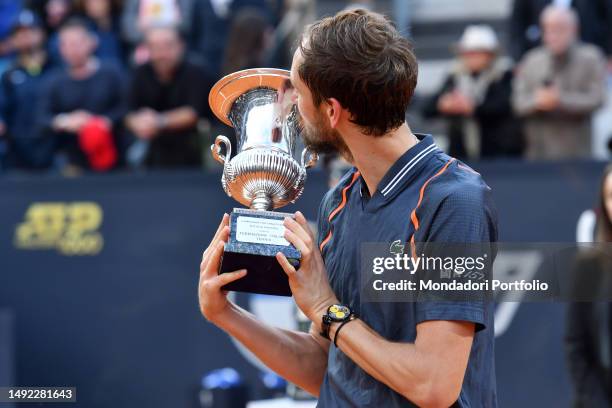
left=209, top=68, right=318, bottom=296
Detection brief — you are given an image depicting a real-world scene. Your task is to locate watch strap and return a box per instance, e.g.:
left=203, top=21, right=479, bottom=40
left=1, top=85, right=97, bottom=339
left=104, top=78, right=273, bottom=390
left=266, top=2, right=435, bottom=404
left=320, top=315, right=332, bottom=340
left=333, top=314, right=357, bottom=347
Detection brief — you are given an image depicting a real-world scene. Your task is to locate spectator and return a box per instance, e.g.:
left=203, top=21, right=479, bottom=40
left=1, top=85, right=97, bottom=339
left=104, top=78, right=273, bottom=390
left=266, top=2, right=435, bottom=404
left=44, top=0, right=73, bottom=67
left=423, top=25, right=523, bottom=160
left=37, top=18, right=126, bottom=173
left=125, top=26, right=214, bottom=168
left=121, top=0, right=200, bottom=62
left=513, top=6, right=607, bottom=159
left=221, top=8, right=273, bottom=75
left=566, top=163, right=612, bottom=407
left=0, top=0, right=23, bottom=75
left=77, top=0, right=125, bottom=67
left=193, top=0, right=274, bottom=77
left=0, top=10, right=55, bottom=170
left=509, top=0, right=612, bottom=63
left=263, top=0, right=316, bottom=72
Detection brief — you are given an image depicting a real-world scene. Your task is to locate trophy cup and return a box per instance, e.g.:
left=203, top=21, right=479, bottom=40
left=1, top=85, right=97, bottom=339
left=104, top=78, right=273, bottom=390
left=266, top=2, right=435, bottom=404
left=209, top=68, right=318, bottom=296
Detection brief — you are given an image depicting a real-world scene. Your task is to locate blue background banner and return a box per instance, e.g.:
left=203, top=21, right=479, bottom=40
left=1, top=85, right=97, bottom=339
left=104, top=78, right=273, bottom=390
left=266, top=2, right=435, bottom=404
left=0, top=161, right=606, bottom=407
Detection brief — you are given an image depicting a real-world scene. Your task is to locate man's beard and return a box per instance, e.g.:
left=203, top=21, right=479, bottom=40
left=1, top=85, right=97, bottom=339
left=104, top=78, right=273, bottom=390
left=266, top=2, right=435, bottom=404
left=301, top=114, right=353, bottom=162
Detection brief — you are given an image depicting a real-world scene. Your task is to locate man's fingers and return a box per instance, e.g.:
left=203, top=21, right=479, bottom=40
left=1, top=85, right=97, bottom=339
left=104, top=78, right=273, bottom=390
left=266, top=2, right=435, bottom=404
left=276, top=252, right=297, bottom=276
left=284, top=216, right=311, bottom=245
left=201, top=214, right=229, bottom=263
left=203, top=240, right=225, bottom=278
left=212, top=214, right=230, bottom=243
left=214, top=269, right=247, bottom=288
left=294, top=211, right=315, bottom=239
left=284, top=228, right=308, bottom=254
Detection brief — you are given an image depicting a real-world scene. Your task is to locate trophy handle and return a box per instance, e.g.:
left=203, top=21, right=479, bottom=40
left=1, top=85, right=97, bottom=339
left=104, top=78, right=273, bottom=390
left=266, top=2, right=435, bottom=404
left=211, top=135, right=232, bottom=165
left=301, top=148, right=319, bottom=169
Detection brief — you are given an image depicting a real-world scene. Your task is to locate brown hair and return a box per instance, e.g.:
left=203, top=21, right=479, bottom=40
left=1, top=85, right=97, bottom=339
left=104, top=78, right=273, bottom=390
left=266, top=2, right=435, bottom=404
left=222, top=8, right=271, bottom=75
left=298, top=9, right=418, bottom=136
left=596, top=164, right=612, bottom=243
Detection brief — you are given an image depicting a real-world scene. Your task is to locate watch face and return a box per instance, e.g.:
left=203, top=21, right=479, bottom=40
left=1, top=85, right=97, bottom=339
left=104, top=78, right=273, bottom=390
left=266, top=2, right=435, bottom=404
left=328, top=305, right=351, bottom=321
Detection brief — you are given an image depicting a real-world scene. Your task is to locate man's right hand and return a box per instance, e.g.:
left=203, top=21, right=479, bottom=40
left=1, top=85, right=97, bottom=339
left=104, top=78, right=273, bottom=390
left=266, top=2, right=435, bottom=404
left=198, top=214, right=247, bottom=324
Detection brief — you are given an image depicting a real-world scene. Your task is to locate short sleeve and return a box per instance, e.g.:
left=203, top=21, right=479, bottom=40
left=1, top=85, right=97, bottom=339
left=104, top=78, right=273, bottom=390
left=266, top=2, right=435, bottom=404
left=415, top=182, right=498, bottom=332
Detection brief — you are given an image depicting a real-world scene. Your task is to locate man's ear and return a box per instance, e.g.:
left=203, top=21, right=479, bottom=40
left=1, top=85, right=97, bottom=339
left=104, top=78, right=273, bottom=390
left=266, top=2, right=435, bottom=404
left=325, top=98, right=343, bottom=129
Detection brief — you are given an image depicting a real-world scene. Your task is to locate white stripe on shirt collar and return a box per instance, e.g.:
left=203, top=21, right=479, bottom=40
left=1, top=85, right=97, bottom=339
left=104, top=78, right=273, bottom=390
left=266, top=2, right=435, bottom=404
left=380, top=143, right=437, bottom=196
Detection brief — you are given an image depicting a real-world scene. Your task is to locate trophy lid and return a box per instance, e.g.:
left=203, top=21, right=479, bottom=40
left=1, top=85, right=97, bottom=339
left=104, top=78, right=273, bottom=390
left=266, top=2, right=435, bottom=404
left=209, top=68, right=291, bottom=127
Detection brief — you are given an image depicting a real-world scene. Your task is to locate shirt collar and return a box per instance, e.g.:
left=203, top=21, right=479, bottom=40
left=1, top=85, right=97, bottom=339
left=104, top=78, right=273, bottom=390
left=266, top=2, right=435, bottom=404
left=377, top=134, right=439, bottom=198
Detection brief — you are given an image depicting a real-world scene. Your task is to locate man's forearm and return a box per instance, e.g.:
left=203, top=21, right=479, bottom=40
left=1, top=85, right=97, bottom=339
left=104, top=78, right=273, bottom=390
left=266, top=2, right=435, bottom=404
left=213, top=304, right=328, bottom=396
left=160, top=107, right=198, bottom=132
left=326, top=319, right=473, bottom=407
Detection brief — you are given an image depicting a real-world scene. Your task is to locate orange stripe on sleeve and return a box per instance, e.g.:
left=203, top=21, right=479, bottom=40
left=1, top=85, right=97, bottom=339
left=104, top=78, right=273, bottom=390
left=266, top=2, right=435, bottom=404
left=408, top=159, right=456, bottom=241
left=319, top=171, right=361, bottom=252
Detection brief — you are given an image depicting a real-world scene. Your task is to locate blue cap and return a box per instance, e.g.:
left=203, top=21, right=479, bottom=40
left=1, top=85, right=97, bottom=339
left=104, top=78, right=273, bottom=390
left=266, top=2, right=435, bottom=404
left=11, top=10, right=43, bottom=33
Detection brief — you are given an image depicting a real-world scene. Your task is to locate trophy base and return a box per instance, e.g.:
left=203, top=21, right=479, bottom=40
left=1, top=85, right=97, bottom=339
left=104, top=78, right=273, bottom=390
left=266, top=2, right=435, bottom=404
left=219, top=208, right=300, bottom=296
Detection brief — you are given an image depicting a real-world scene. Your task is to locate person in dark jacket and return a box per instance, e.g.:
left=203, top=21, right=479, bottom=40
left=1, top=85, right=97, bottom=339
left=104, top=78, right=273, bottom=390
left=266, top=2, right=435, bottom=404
left=77, top=0, right=125, bottom=67
left=0, top=10, right=55, bottom=170
left=566, top=163, right=612, bottom=407
left=125, top=25, right=215, bottom=168
left=509, top=0, right=612, bottom=63
left=423, top=25, right=524, bottom=160
left=36, top=18, right=126, bottom=172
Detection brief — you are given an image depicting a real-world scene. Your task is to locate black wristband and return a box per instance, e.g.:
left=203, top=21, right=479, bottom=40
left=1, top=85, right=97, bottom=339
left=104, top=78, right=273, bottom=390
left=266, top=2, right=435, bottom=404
left=333, top=315, right=356, bottom=347
left=320, top=315, right=332, bottom=340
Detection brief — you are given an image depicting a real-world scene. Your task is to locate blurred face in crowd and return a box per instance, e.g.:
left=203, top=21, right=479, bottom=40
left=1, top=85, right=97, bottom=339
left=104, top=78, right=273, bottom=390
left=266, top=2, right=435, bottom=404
left=146, top=27, right=184, bottom=78
left=11, top=27, right=46, bottom=54
left=460, top=50, right=495, bottom=74
left=84, top=0, right=112, bottom=20
left=59, top=26, right=96, bottom=68
left=289, top=49, right=350, bottom=158
left=46, top=0, right=71, bottom=28
left=541, top=7, right=578, bottom=56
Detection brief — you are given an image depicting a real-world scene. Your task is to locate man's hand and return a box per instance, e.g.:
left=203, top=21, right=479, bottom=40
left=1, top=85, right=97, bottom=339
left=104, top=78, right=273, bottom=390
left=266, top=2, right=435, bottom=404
left=535, top=86, right=560, bottom=112
left=198, top=214, right=247, bottom=324
left=52, top=111, right=93, bottom=133
left=126, top=108, right=161, bottom=140
left=438, top=91, right=474, bottom=116
left=276, top=211, right=338, bottom=327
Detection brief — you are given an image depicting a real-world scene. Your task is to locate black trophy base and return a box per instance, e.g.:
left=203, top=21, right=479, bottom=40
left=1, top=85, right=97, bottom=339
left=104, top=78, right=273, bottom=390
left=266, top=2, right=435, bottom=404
left=219, top=208, right=301, bottom=296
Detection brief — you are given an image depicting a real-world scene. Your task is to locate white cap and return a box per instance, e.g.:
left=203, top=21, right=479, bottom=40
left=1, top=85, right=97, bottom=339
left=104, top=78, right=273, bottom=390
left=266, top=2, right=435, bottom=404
left=455, top=25, right=499, bottom=52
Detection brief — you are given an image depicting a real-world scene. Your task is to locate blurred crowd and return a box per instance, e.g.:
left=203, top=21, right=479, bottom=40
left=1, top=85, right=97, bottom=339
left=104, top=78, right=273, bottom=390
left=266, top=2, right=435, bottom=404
left=0, top=0, right=314, bottom=174
left=424, top=1, right=612, bottom=161
left=0, top=0, right=611, bottom=175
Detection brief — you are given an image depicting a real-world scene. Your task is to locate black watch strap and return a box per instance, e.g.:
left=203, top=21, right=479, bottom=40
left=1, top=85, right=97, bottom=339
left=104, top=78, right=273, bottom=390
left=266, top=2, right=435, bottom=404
left=333, top=314, right=357, bottom=347
left=320, top=315, right=332, bottom=340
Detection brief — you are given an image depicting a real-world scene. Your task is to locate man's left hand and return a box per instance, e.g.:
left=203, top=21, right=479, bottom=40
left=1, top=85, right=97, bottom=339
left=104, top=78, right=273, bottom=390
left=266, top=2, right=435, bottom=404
left=276, top=211, right=338, bottom=327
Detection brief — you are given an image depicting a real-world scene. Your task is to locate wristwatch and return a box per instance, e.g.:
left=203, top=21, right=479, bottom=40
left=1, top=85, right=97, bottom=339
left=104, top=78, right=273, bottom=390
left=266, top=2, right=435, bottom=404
left=320, top=304, right=354, bottom=340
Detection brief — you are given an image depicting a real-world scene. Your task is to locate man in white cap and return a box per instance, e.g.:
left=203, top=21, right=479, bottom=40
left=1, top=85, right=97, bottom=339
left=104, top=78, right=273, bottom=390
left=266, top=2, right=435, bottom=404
left=423, top=25, right=523, bottom=160
left=513, top=5, right=607, bottom=159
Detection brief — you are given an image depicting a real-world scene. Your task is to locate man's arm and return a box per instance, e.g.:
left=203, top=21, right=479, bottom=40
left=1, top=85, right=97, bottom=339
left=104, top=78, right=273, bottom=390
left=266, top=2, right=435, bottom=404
left=557, top=51, right=607, bottom=115
left=277, top=212, right=477, bottom=407
left=512, top=57, right=540, bottom=116
left=214, top=307, right=330, bottom=396
left=199, top=215, right=329, bottom=397
left=328, top=318, right=474, bottom=407
left=158, top=107, right=198, bottom=132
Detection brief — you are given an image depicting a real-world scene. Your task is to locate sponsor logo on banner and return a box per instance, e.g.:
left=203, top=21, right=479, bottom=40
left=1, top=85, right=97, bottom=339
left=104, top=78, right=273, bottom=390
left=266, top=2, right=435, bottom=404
left=14, top=202, right=104, bottom=255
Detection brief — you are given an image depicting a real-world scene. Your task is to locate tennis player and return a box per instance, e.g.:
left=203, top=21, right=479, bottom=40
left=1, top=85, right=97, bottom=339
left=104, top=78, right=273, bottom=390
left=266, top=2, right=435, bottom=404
left=199, top=9, right=497, bottom=407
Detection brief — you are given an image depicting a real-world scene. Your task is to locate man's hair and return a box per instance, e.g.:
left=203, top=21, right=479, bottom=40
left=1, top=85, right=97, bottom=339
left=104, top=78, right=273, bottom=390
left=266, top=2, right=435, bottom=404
left=540, top=5, right=579, bottom=28
left=58, top=17, right=93, bottom=36
left=298, top=9, right=418, bottom=136
left=144, top=23, right=186, bottom=44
